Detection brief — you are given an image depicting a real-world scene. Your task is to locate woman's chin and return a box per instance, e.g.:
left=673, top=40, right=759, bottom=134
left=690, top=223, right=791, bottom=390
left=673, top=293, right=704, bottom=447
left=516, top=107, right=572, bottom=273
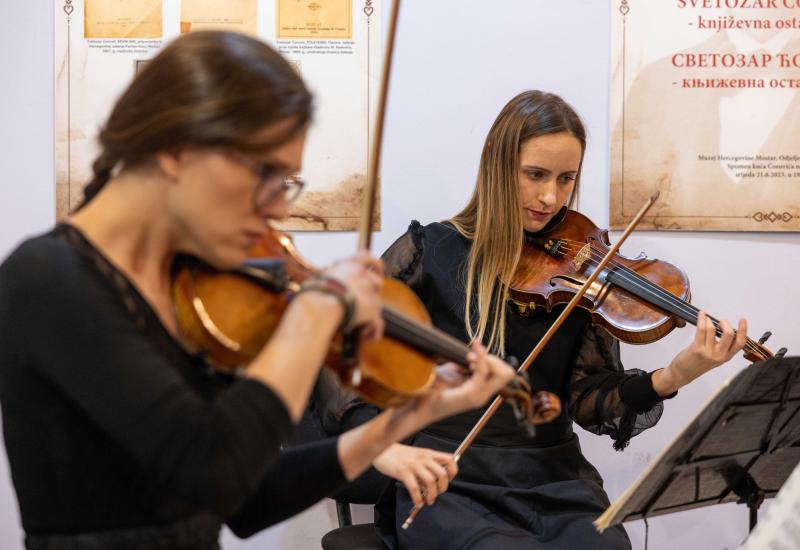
left=195, top=247, right=248, bottom=270
left=523, top=220, right=548, bottom=233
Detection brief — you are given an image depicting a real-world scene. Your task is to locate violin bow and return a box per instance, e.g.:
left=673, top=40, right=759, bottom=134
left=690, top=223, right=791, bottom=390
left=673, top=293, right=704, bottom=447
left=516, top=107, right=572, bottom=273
left=401, top=192, right=661, bottom=529
left=357, top=0, right=401, bottom=251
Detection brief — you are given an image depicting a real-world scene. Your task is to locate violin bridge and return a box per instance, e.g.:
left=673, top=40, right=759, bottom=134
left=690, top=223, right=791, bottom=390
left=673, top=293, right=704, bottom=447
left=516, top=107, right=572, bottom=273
left=572, top=244, right=591, bottom=272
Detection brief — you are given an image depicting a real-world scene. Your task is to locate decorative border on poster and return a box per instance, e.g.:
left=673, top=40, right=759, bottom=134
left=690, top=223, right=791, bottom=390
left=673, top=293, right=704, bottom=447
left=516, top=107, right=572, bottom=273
left=619, top=0, right=628, bottom=218
left=365, top=0, right=373, bottom=212
left=314, top=0, right=377, bottom=229
left=63, top=0, right=73, bottom=206
left=615, top=0, right=800, bottom=227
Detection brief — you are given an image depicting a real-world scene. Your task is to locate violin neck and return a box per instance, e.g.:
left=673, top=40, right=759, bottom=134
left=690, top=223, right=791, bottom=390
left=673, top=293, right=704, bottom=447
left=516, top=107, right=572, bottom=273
left=605, top=266, right=696, bottom=325
left=605, top=264, right=771, bottom=360
left=381, top=305, right=470, bottom=365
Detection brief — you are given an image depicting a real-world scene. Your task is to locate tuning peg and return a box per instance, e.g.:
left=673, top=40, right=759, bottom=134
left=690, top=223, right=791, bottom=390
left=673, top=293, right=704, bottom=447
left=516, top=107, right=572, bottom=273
left=758, top=331, right=772, bottom=345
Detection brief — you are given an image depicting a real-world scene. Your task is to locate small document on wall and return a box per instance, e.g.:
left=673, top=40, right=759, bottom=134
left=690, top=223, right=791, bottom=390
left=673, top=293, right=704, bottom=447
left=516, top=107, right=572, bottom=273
left=180, top=0, right=258, bottom=35
left=609, top=1, right=800, bottom=231
left=84, top=0, right=163, bottom=38
left=277, top=0, right=352, bottom=39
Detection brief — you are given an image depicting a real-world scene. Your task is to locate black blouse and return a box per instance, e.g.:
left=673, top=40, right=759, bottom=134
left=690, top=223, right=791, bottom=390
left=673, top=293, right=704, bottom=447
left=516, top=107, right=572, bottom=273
left=374, top=221, right=668, bottom=450
left=0, top=225, right=346, bottom=542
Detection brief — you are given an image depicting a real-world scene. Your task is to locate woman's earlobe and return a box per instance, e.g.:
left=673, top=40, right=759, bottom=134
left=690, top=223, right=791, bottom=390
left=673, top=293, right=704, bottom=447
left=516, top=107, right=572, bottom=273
left=156, top=150, right=182, bottom=182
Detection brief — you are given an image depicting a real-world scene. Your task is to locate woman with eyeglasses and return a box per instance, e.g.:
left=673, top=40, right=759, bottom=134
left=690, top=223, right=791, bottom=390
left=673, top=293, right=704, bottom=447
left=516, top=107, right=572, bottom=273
left=0, top=31, right=515, bottom=550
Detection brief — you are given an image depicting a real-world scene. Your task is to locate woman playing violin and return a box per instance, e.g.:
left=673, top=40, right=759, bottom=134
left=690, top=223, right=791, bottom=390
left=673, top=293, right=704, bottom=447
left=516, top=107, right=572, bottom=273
left=338, top=90, right=749, bottom=549
left=0, top=31, right=516, bottom=550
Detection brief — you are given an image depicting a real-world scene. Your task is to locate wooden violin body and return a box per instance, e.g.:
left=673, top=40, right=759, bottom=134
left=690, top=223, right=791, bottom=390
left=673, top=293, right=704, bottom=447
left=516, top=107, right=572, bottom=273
left=511, top=209, right=690, bottom=344
left=173, top=229, right=435, bottom=407
left=511, top=209, right=774, bottom=362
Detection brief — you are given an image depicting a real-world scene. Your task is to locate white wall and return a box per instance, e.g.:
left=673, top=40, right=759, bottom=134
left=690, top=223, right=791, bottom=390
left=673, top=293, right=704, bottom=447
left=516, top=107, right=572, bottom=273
left=2, top=1, right=798, bottom=549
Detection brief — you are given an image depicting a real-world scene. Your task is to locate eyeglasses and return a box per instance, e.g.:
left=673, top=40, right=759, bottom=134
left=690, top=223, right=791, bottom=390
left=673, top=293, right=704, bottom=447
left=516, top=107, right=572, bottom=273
left=225, top=150, right=305, bottom=208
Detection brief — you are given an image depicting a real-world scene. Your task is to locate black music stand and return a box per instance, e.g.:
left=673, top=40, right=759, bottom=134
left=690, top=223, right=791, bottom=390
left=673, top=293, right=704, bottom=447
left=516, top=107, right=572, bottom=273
left=595, top=356, right=800, bottom=534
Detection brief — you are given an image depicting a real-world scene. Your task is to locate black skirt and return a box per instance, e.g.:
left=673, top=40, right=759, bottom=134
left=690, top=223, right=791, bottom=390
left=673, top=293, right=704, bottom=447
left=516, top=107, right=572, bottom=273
left=376, top=431, right=631, bottom=550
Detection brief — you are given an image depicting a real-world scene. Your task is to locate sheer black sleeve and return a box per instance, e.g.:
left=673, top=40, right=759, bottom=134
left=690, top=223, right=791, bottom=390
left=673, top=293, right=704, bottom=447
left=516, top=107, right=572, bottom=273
left=568, top=325, right=673, bottom=450
left=381, top=220, right=425, bottom=287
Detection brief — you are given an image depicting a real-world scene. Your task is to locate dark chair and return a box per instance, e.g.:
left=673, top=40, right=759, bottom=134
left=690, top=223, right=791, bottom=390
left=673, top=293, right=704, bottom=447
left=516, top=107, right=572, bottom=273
left=286, top=403, right=389, bottom=550
left=321, top=466, right=389, bottom=550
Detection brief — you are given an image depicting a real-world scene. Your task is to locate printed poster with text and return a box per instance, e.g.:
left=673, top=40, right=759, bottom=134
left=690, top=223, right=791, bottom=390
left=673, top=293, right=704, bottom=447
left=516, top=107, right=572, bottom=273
left=55, top=0, right=381, bottom=230
left=610, top=0, right=800, bottom=231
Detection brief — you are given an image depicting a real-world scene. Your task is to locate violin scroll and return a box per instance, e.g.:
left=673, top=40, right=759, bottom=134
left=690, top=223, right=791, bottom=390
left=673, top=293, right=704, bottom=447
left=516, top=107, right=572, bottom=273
left=499, top=373, right=561, bottom=435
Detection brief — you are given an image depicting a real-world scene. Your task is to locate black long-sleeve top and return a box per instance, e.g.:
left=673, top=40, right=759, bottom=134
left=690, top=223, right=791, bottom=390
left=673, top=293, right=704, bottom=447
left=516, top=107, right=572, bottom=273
left=0, top=224, right=346, bottom=544
left=372, top=220, right=668, bottom=449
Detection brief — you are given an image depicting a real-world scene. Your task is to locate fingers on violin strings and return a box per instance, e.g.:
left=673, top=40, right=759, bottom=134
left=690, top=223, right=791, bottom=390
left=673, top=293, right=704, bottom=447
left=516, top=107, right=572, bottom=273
left=465, top=341, right=489, bottom=375
left=692, top=311, right=705, bottom=347
left=716, top=318, right=735, bottom=355
left=467, top=348, right=488, bottom=379
left=696, top=311, right=714, bottom=349
left=735, top=318, right=748, bottom=350
left=467, top=341, right=487, bottom=363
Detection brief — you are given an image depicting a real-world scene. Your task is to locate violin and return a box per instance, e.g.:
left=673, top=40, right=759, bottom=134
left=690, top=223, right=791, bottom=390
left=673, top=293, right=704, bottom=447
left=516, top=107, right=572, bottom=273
left=172, top=225, right=561, bottom=426
left=510, top=208, right=783, bottom=362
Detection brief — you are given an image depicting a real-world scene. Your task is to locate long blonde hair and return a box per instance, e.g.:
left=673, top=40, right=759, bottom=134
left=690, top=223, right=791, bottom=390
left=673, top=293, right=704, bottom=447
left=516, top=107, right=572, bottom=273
left=449, top=91, right=586, bottom=356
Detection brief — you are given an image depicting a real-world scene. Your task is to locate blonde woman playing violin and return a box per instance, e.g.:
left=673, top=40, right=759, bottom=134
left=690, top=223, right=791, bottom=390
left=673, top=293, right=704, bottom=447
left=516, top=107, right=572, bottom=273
left=334, top=90, right=747, bottom=550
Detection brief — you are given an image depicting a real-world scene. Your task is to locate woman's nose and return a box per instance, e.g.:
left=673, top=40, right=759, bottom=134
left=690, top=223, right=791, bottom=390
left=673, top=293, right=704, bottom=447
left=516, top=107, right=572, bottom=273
left=536, top=179, right=557, bottom=207
left=259, top=192, right=290, bottom=220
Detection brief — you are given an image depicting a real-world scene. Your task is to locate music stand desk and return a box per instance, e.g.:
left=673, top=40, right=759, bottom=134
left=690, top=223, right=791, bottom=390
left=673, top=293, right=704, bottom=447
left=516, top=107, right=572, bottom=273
left=596, top=356, right=800, bottom=533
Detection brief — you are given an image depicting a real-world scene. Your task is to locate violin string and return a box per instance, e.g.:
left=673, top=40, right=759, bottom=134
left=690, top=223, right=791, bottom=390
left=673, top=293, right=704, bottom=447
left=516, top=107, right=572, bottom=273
left=554, top=240, right=700, bottom=322
left=552, top=241, right=703, bottom=322
left=381, top=306, right=470, bottom=363
left=554, top=241, right=764, bottom=357
left=383, top=309, right=465, bottom=359
left=382, top=307, right=533, bottom=402
left=553, top=241, right=766, bottom=359
left=564, top=248, right=766, bottom=359
left=556, top=242, right=702, bottom=320
left=549, top=241, right=767, bottom=359
left=555, top=242, right=730, bottom=335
